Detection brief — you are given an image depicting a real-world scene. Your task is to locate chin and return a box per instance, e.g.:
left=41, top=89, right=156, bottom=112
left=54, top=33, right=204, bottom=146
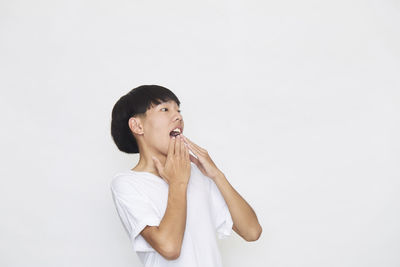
left=161, top=136, right=172, bottom=155
left=157, top=134, right=178, bottom=155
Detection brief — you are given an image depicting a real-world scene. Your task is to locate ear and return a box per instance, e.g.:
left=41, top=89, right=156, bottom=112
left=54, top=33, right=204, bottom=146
left=128, top=117, right=144, bottom=135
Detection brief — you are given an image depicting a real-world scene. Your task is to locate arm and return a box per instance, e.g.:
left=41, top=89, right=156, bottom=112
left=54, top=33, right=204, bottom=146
left=180, top=134, right=262, bottom=242
left=141, top=134, right=191, bottom=260
left=213, top=172, right=262, bottom=241
left=140, top=182, right=188, bottom=260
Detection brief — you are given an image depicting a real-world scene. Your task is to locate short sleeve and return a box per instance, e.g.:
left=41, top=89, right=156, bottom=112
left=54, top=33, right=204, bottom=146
left=111, top=177, right=161, bottom=252
left=209, top=178, right=233, bottom=239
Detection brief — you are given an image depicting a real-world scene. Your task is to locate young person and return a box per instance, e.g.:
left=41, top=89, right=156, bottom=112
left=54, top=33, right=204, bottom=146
left=110, top=85, right=262, bottom=267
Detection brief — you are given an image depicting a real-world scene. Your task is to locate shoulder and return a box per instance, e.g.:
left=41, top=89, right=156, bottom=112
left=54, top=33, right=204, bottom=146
left=110, top=171, right=140, bottom=195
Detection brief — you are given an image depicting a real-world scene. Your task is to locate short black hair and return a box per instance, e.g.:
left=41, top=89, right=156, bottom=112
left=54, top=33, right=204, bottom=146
left=111, top=85, right=181, bottom=154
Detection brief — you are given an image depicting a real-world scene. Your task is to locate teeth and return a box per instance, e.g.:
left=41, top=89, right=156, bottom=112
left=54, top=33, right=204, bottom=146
left=169, top=127, right=182, bottom=137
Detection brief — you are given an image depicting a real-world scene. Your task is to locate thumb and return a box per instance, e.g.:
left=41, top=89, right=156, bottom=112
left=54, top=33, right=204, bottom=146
left=152, top=156, right=165, bottom=179
left=152, top=156, right=169, bottom=184
left=189, top=154, right=200, bottom=166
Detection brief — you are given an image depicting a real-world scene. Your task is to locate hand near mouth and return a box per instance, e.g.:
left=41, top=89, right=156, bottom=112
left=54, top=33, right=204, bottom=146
left=180, top=134, right=223, bottom=180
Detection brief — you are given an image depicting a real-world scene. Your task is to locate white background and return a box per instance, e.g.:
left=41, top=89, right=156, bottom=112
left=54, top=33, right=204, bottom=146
left=1, top=0, right=399, bottom=266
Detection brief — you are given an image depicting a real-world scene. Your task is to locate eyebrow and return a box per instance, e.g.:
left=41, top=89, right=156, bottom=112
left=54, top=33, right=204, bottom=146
left=159, top=102, right=180, bottom=108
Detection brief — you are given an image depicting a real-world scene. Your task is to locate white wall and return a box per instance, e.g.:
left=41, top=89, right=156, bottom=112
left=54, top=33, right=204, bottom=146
left=1, top=0, right=399, bottom=266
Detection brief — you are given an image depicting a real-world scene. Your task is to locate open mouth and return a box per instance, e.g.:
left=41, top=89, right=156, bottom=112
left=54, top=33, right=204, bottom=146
left=169, top=127, right=182, bottom=137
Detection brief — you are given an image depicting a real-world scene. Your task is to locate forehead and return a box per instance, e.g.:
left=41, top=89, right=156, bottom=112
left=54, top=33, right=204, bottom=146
left=154, top=100, right=179, bottom=108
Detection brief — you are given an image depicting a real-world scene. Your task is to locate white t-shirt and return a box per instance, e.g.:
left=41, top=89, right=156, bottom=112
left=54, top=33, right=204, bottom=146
left=110, top=162, right=233, bottom=267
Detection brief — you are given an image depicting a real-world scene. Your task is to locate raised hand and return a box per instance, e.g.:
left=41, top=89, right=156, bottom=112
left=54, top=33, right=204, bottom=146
left=180, top=134, right=222, bottom=180
left=152, top=135, right=191, bottom=186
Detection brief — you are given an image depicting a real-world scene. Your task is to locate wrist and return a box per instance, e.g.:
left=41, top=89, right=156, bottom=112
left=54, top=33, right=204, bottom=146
left=212, top=170, right=225, bottom=181
left=169, top=181, right=188, bottom=188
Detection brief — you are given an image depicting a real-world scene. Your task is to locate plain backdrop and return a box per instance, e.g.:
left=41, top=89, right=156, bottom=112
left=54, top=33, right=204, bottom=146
left=1, top=0, right=399, bottom=266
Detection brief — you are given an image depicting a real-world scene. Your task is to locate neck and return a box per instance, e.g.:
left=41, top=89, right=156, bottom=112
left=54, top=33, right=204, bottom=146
left=132, top=148, right=167, bottom=177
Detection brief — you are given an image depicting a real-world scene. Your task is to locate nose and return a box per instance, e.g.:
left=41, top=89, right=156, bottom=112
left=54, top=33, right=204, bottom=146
left=174, top=111, right=183, bottom=122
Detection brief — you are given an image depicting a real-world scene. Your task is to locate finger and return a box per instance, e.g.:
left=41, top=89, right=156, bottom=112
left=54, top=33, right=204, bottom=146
left=181, top=134, right=195, bottom=147
left=180, top=135, right=185, bottom=156
left=182, top=137, right=198, bottom=156
left=168, top=136, right=176, bottom=157
left=189, top=154, right=200, bottom=165
left=180, top=135, right=203, bottom=158
left=182, top=135, right=205, bottom=153
left=183, top=140, right=189, bottom=160
left=152, top=156, right=164, bottom=176
left=175, top=135, right=181, bottom=156
left=185, top=139, right=202, bottom=157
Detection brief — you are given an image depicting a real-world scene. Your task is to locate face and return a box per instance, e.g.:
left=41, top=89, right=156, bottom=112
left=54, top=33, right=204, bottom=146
left=131, top=100, right=184, bottom=155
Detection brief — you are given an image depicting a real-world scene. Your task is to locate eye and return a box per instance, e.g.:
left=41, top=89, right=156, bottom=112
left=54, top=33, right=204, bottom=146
left=161, top=107, right=181, bottom=113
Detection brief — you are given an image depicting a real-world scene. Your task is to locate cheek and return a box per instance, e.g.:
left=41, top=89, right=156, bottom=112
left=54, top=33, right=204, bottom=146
left=161, top=135, right=174, bottom=155
left=146, top=122, right=171, bottom=153
left=148, top=131, right=171, bottom=153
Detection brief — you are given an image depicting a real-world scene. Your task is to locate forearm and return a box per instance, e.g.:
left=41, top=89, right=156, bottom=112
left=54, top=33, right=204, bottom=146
left=157, top=182, right=188, bottom=253
left=213, top=172, right=262, bottom=241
